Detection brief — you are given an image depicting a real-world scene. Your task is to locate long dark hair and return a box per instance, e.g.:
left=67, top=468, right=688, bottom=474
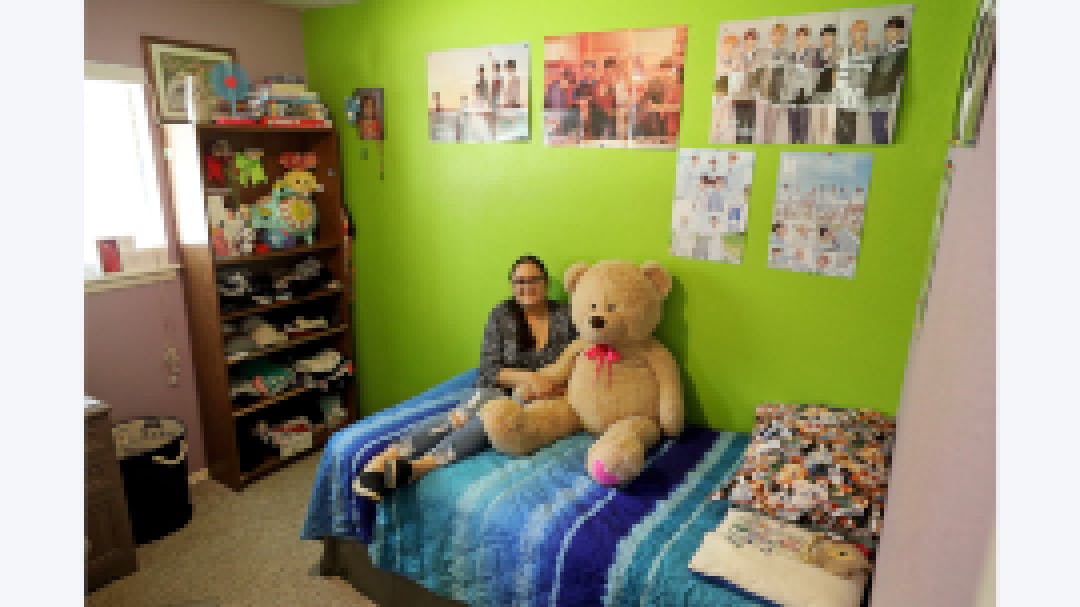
left=506, top=255, right=550, bottom=351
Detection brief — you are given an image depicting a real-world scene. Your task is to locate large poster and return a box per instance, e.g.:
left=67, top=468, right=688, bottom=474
left=769, top=152, right=873, bottom=279
left=671, top=149, right=755, bottom=264
left=544, top=26, right=688, bottom=148
left=428, top=43, right=530, bottom=143
left=711, top=5, right=913, bottom=145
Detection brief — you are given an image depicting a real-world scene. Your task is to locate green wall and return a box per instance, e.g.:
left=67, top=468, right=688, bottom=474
left=303, top=0, right=979, bottom=431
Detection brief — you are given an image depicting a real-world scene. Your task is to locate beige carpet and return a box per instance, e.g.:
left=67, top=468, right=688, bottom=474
left=86, top=452, right=375, bottom=607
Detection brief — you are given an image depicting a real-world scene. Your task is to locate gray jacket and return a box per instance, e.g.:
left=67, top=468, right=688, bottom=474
left=476, top=299, right=578, bottom=389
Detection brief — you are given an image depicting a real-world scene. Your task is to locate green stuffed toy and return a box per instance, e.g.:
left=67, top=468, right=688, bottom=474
left=235, top=149, right=268, bottom=187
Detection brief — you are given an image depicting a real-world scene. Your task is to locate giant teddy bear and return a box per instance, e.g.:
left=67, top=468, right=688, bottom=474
left=479, top=260, right=684, bottom=486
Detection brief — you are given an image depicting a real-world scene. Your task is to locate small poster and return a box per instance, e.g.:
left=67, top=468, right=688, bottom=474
left=671, top=149, right=755, bottom=264
left=711, top=5, right=913, bottom=145
left=346, top=88, right=385, bottom=140
left=428, top=43, right=530, bottom=143
left=769, top=152, right=872, bottom=278
left=954, top=0, right=994, bottom=146
left=544, top=26, right=688, bottom=148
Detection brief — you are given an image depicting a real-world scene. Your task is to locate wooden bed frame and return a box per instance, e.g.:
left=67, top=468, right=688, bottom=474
left=319, top=536, right=466, bottom=607
left=319, top=535, right=876, bottom=607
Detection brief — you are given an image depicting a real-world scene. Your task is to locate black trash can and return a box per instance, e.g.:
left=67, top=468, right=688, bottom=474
left=112, top=417, right=193, bottom=545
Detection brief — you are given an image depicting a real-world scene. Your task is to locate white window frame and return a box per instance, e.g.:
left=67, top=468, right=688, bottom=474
left=83, top=61, right=179, bottom=293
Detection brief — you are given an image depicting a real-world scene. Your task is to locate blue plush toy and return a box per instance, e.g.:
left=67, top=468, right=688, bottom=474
left=251, top=152, right=319, bottom=249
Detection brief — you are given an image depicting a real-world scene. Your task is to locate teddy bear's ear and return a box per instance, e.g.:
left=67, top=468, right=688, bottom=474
left=564, top=263, right=590, bottom=294
left=641, top=261, right=672, bottom=299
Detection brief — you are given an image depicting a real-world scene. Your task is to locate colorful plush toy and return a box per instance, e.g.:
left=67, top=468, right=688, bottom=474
left=206, top=140, right=232, bottom=186
left=234, top=149, right=268, bottom=187
left=251, top=152, right=319, bottom=249
left=479, top=260, right=684, bottom=487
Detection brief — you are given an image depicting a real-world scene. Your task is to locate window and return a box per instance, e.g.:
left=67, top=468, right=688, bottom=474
left=83, top=62, right=174, bottom=288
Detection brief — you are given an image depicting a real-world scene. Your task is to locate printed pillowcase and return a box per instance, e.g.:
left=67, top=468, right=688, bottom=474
left=689, top=508, right=871, bottom=607
left=715, top=403, right=897, bottom=545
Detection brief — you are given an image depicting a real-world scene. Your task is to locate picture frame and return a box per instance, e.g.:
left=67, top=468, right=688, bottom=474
left=96, top=238, right=123, bottom=273
left=142, top=36, right=237, bottom=123
left=346, top=87, right=385, bottom=141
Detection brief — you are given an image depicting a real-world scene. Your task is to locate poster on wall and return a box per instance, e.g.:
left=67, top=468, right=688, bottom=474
left=544, top=26, right=688, bottom=148
left=769, top=152, right=872, bottom=278
left=428, top=43, right=530, bottom=143
left=711, top=4, right=913, bottom=145
left=671, top=149, right=755, bottom=264
left=346, top=88, right=385, bottom=140
left=954, top=0, right=995, bottom=146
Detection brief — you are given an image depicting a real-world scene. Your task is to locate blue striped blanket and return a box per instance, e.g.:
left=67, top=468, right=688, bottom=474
left=302, top=370, right=770, bottom=607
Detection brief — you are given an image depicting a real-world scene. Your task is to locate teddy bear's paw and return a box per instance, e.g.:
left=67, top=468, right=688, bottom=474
left=587, top=440, right=645, bottom=487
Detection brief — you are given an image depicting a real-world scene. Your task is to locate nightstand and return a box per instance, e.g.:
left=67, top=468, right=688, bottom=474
left=85, top=398, right=137, bottom=592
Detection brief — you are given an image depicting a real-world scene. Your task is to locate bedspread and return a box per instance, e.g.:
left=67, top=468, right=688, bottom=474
left=302, top=370, right=771, bottom=607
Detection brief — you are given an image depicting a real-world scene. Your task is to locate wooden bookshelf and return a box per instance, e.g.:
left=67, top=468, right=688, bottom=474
left=225, top=324, right=348, bottom=365
left=164, top=123, right=355, bottom=491
left=232, top=384, right=316, bottom=418
left=240, top=427, right=334, bottom=486
left=215, top=242, right=340, bottom=266
left=220, top=285, right=343, bottom=321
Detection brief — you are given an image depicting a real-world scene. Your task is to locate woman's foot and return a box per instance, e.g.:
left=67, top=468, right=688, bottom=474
left=353, top=456, right=413, bottom=501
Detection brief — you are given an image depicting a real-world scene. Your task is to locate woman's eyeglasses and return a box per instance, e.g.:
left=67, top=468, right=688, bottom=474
left=511, top=277, right=544, bottom=286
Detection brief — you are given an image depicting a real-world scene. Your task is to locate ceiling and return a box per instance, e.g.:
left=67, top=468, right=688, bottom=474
left=261, top=0, right=359, bottom=10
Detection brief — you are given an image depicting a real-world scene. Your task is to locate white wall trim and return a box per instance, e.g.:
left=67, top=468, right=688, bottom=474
left=84, top=60, right=146, bottom=83
left=84, top=264, right=182, bottom=294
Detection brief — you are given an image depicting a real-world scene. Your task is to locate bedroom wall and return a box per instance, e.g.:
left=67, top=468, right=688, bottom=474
left=84, top=0, right=307, bottom=473
left=871, top=79, right=995, bottom=607
left=301, top=0, right=982, bottom=430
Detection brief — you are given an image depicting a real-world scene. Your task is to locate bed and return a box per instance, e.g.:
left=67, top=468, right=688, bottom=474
left=302, top=369, right=780, bottom=607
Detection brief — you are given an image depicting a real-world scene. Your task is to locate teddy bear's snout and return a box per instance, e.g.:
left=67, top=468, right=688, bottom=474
left=589, top=315, right=606, bottom=329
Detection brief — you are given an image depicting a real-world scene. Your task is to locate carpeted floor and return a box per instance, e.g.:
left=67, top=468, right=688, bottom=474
left=86, top=452, right=376, bottom=607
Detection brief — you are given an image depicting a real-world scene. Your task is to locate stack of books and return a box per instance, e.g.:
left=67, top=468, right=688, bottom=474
left=212, top=74, right=333, bottom=128
left=254, top=75, right=332, bottom=128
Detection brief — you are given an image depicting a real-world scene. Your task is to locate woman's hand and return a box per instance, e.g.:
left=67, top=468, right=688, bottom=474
left=521, top=372, right=565, bottom=401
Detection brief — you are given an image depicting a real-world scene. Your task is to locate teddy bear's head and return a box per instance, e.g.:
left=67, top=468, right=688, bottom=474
left=803, top=537, right=872, bottom=579
left=564, top=261, right=672, bottom=346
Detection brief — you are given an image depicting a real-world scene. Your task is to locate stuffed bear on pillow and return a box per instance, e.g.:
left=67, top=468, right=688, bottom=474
left=479, top=260, right=684, bottom=486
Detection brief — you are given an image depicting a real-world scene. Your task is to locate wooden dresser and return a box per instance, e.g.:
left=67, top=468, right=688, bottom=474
left=85, top=398, right=137, bottom=592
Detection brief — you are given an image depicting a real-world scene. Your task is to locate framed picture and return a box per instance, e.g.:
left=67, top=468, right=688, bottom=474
left=96, top=239, right=123, bottom=273
left=142, top=36, right=236, bottom=123
left=346, top=88, right=385, bottom=140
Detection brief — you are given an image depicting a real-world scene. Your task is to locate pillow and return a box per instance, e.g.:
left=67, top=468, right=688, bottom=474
left=689, top=508, right=870, bottom=607
left=714, top=403, right=896, bottom=543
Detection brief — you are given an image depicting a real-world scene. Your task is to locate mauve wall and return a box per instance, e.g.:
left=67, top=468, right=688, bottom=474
left=871, top=81, right=996, bottom=606
left=84, top=0, right=307, bottom=473
left=85, top=0, right=306, bottom=79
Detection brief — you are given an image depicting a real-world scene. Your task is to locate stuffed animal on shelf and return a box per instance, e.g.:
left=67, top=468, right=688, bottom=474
left=251, top=152, right=320, bottom=249
left=206, top=140, right=232, bottom=186
left=479, top=260, right=684, bottom=487
left=234, top=148, right=268, bottom=187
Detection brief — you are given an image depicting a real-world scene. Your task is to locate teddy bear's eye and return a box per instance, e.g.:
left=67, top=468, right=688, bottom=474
left=607, top=304, right=616, bottom=312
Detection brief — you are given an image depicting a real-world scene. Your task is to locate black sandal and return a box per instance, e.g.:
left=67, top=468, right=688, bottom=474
left=383, top=458, right=413, bottom=491
left=352, top=470, right=386, bottom=501
left=353, top=458, right=413, bottom=502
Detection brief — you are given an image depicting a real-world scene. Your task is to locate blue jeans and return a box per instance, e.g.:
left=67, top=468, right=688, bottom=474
left=389, top=387, right=507, bottom=465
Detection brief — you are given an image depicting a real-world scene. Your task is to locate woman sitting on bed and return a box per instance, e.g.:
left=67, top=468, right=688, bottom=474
left=354, top=255, right=578, bottom=500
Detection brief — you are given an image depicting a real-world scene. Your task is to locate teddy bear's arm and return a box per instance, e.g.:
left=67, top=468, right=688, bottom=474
left=535, top=339, right=588, bottom=382
left=645, top=343, right=684, bottom=437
